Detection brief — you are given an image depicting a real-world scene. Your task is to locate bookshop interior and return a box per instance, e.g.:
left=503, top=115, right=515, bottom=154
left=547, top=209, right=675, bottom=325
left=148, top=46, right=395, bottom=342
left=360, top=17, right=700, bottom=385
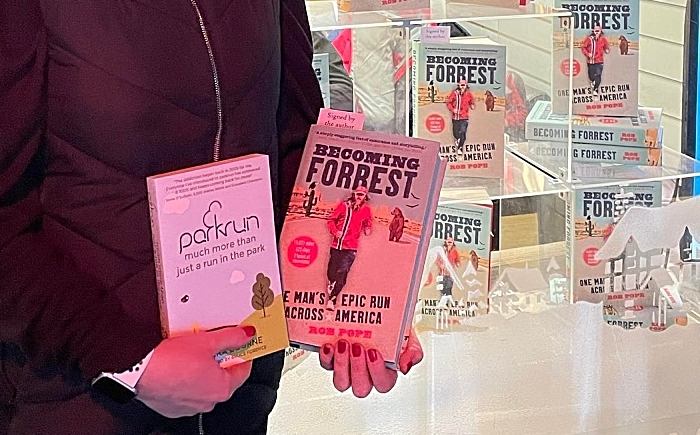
left=269, top=0, right=700, bottom=434
left=4, top=0, right=700, bottom=434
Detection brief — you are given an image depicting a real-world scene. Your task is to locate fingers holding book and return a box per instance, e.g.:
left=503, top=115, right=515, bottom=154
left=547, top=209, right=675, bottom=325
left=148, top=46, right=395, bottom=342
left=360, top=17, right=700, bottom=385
left=318, top=328, right=423, bottom=398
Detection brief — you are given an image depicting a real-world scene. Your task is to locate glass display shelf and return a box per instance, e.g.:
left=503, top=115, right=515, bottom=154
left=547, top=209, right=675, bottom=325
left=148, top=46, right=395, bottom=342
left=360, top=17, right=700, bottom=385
left=507, top=141, right=700, bottom=190
left=440, top=149, right=568, bottom=201
left=306, top=0, right=571, bottom=31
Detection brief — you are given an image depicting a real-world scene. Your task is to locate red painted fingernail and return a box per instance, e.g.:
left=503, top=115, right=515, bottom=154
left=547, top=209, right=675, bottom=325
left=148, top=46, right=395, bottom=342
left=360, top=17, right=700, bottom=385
left=352, top=343, right=361, bottom=357
left=337, top=340, right=347, bottom=354
left=368, top=349, right=377, bottom=362
left=322, top=344, right=331, bottom=355
left=243, top=325, right=256, bottom=337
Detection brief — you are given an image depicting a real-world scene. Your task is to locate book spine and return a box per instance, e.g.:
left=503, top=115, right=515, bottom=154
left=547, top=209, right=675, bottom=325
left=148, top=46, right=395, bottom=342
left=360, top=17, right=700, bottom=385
left=564, top=191, right=573, bottom=303
left=146, top=179, right=170, bottom=338
left=527, top=141, right=662, bottom=166
left=526, top=118, right=653, bottom=148
left=525, top=118, right=571, bottom=143
left=484, top=205, right=494, bottom=314
left=411, top=40, right=419, bottom=141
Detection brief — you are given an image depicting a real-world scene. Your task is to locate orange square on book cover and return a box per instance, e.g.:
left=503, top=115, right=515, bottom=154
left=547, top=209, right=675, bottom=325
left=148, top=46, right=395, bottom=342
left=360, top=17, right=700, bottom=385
left=280, top=125, right=445, bottom=369
left=146, top=154, right=289, bottom=364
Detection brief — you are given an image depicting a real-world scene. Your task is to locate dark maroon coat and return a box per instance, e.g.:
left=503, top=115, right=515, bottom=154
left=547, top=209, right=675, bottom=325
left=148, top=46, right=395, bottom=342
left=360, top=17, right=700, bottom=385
left=0, top=0, right=322, bottom=433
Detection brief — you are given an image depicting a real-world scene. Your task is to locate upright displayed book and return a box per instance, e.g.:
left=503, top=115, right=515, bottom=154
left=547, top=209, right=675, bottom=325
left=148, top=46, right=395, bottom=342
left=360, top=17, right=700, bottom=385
left=415, top=191, right=493, bottom=331
left=338, top=0, right=429, bottom=12
left=280, top=125, right=446, bottom=369
left=146, top=155, right=289, bottom=364
left=313, top=53, right=330, bottom=108
left=526, top=101, right=662, bottom=148
left=566, top=182, right=662, bottom=303
left=551, top=0, right=640, bottom=116
left=412, top=36, right=506, bottom=178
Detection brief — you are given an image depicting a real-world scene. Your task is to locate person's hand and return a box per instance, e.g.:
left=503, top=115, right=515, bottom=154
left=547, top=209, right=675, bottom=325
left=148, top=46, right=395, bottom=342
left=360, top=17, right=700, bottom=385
left=135, top=326, right=255, bottom=418
left=318, top=327, right=423, bottom=398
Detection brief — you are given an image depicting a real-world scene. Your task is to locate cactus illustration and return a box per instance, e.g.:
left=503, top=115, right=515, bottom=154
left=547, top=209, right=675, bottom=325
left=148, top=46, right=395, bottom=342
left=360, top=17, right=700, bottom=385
left=251, top=273, right=274, bottom=317
left=303, top=182, right=318, bottom=216
left=428, top=80, right=437, bottom=103
left=585, top=216, right=594, bottom=236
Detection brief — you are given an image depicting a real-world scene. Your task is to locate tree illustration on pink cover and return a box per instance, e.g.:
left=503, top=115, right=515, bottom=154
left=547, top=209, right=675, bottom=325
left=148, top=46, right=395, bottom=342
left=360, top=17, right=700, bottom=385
left=251, top=273, right=274, bottom=317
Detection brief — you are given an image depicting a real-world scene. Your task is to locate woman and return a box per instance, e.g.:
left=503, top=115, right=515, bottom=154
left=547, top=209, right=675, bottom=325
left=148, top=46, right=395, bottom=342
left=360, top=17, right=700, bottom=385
left=0, top=1, right=422, bottom=433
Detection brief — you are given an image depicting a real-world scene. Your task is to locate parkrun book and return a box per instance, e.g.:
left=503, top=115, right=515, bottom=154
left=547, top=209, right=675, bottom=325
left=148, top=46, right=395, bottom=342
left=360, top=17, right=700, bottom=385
left=146, top=154, right=289, bottom=365
left=280, top=125, right=445, bottom=369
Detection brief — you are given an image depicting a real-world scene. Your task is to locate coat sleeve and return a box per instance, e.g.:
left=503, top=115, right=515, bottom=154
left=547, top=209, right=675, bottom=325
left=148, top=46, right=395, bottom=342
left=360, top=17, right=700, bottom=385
left=327, top=204, right=344, bottom=234
left=276, top=0, right=324, bottom=228
left=446, top=91, right=456, bottom=112
left=0, top=0, right=160, bottom=379
left=581, top=37, right=592, bottom=58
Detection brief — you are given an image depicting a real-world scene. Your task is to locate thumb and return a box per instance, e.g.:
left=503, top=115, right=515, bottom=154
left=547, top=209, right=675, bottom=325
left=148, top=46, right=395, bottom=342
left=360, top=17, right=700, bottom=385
left=206, top=325, right=257, bottom=354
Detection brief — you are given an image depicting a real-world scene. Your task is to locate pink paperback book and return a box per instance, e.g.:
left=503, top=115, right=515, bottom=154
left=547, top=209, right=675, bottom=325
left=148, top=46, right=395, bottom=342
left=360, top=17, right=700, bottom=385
left=146, top=154, right=289, bottom=366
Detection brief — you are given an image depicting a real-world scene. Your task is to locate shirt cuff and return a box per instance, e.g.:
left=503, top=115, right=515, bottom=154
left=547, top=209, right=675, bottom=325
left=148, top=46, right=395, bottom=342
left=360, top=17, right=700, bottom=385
left=110, top=349, right=155, bottom=392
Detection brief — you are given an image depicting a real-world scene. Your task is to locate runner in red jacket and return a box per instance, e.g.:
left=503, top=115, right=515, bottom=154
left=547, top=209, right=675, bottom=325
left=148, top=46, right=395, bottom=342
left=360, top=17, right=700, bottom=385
left=435, top=237, right=461, bottom=298
left=326, top=185, right=373, bottom=310
left=581, top=25, right=610, bottom=95
left=446, top=79, right=476, bottom=150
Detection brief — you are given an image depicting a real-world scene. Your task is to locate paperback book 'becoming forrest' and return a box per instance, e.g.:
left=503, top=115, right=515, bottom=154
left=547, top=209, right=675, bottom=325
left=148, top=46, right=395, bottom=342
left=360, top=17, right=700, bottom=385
left=552, top=0, right=640, bottom=116
left=412, top=36, right=506, bottom=178
left=415, top=192, right=493, bottom=331
left=567, top=182, right=662, bottom=303
left=280, top=125, right=445, bottom=369
left=147, top=154, right=289, bottom=366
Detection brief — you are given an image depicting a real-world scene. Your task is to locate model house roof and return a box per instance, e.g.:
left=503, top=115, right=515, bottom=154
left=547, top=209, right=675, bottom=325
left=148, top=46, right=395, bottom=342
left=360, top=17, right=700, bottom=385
left=496, top=267, right=548, bottom=293
left=595, top=196, right=700, bottom=260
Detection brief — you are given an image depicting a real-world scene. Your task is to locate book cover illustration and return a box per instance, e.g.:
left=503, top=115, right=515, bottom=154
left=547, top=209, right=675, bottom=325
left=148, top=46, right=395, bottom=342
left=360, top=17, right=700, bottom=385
left=280, top=125, right=444, bottom=368
left=552, top=0, right=640, bottom=116
left=313, top=53, right=331, bottom=108
left=415, top=196, right=493, bottom=331
left=146, top=154, right=289, bottom=364
left=412, top=37, right=506, bottom=178
left=526, top=101, right=662, bottom=148
left=338, top=0, right=429, bottom=12
left=567, top=182, right=662, bottom=303
left=523, top=140, right=662, bottom=166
